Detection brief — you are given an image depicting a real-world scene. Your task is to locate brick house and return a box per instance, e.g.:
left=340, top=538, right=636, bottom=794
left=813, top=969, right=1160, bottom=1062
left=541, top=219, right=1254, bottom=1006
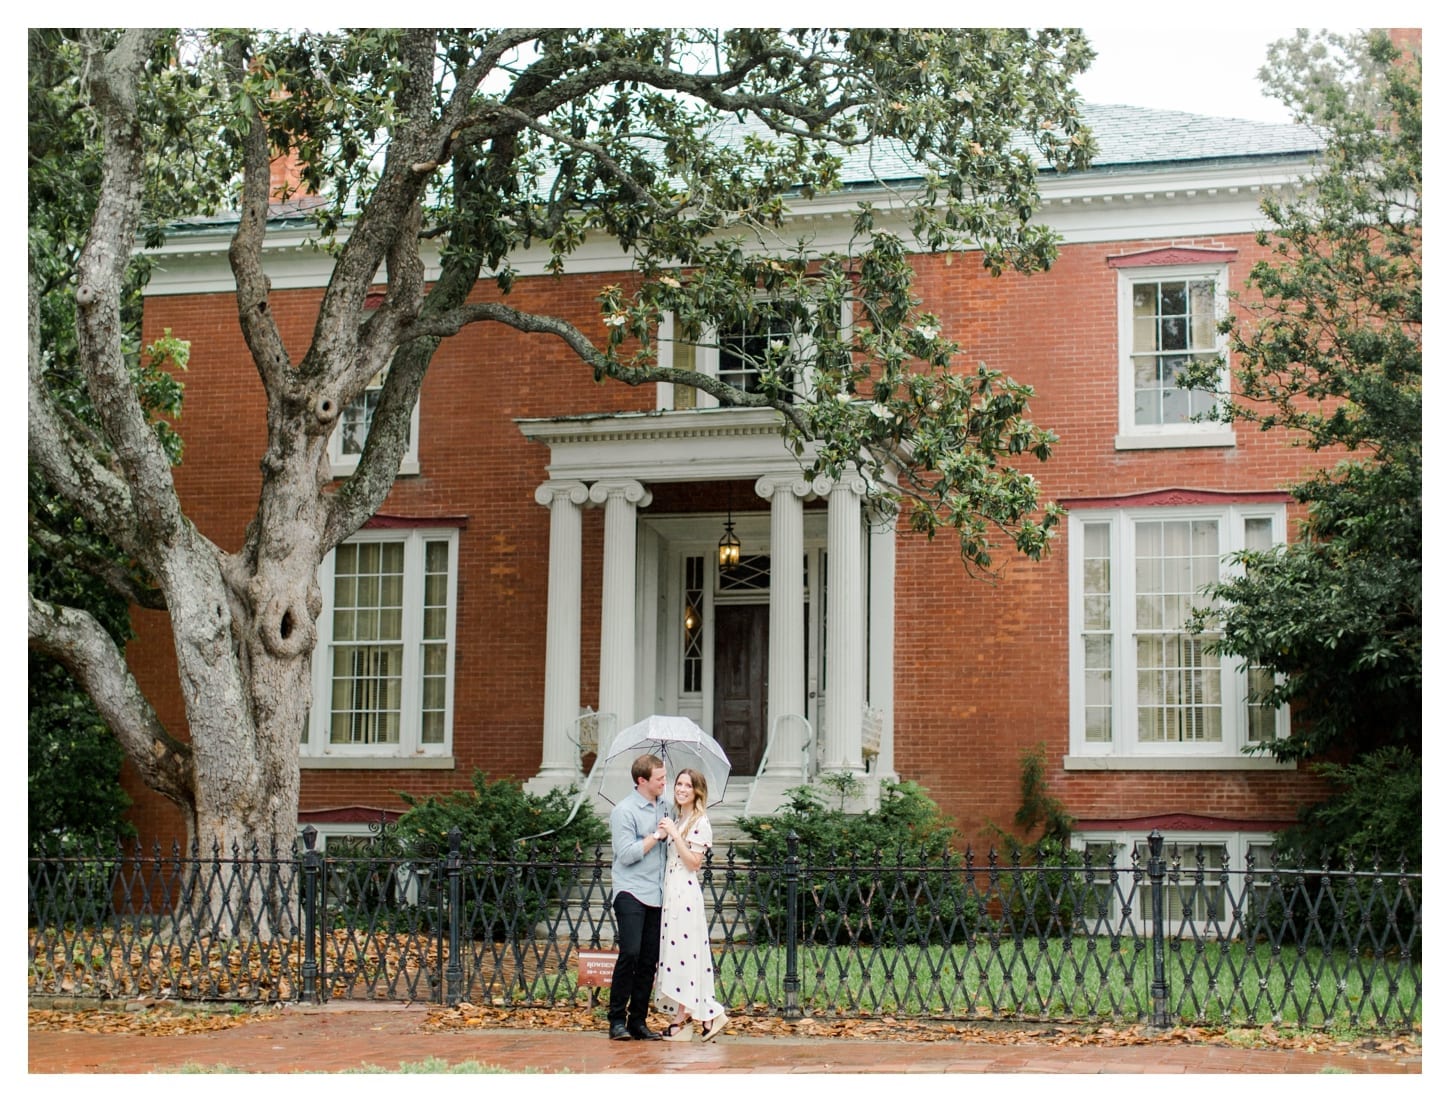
left=130, top=103, right=1335, bottom=893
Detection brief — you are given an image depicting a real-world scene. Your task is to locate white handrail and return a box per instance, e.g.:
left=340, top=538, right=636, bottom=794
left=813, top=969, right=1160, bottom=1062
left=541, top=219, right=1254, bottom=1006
left=742, top=713, right=813, bottom=817
left=515, top=710, right=616, bottom=842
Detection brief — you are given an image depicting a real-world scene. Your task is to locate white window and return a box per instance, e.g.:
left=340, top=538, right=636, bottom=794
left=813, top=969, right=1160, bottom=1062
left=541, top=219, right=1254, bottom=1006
left=655, top=300, right=842, bottom=411
left=1115, top=264, right=1235, bottom=449
left=304, top=528, right=457, bottom=760
left=1073, top=831, right=1277, bottom=938
left=1068, top=503, right=1288, bottom=764
left=328, top=367, right=421, bottom=477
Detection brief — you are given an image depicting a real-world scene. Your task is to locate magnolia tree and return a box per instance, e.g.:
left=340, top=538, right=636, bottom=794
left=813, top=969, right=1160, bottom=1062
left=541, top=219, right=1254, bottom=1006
left=28, top=28, right=1094, bottom=857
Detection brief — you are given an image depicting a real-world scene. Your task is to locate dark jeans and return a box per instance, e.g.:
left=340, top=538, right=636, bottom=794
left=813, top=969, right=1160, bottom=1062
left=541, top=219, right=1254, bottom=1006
left=608, top=891, right=661, bottom=1028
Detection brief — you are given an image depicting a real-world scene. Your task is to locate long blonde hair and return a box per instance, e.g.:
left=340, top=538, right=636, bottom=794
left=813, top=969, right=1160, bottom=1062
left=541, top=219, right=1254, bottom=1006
left=672, top=768, right=708, bottom=837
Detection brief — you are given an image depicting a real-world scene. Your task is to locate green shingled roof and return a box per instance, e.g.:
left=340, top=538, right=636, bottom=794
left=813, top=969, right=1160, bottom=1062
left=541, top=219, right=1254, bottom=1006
left=165, top=103, right=1322, bottom=234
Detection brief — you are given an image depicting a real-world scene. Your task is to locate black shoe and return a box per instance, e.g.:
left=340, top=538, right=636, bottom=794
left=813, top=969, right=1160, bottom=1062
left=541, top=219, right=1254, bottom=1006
left=628, top=1024, right=664, bottom=1041
left=609, top=1023, right=633, bottom=1041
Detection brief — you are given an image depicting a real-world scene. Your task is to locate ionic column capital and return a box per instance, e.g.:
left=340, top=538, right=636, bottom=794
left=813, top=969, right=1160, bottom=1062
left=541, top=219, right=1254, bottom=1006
left=813, top=472, right=868, bottom=498
left=587, top=478, right=653, bottom=508
left=534, top=480, right=590, bottom=507
left=754, top=474, right=813, bottom=501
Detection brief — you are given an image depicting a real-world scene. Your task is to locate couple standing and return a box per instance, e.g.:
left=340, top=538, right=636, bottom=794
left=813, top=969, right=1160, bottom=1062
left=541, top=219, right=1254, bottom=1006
left=607, top=754, right=729, bottom=1042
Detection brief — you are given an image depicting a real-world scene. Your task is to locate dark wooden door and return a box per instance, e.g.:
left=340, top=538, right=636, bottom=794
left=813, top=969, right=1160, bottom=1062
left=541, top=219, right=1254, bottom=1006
left=713, top=603, right=769, bottom=776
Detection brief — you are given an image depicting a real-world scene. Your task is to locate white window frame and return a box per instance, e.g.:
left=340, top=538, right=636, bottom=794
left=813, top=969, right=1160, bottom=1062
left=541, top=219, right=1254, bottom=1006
left=303, top=527, right=458, bottom=763
left=1115, top=264, right=1236, bottom=450
left=655, top=300, right=847, bottom=410
left=301, top=821, right=425, bottom=904
left=328, top=365, right=421, bottom=477
left=1066, top=503, right=1291, bottom=768
left=299, top=821, right=385, bottom=852
left=1072, top=830, right=1277, bottom=938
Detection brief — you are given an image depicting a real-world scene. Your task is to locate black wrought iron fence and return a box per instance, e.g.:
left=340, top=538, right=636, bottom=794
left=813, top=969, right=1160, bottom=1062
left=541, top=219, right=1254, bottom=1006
left=28, top=829, right=1421, bottom=1032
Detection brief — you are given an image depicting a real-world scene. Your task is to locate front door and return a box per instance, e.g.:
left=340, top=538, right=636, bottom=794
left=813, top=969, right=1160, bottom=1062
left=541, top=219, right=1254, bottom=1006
left=713, top=603, right=769, bottom=776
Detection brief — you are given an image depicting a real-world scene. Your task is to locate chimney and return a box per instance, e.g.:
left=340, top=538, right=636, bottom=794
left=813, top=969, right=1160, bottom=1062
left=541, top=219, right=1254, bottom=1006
left=269, top=147, right=306, bottom=203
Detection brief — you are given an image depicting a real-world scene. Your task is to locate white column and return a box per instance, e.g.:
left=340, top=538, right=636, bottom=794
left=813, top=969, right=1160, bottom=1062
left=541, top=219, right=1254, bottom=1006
left=867, top=500, right=899, bottom=784
left=820, top=470, right=867, bottom=774
left=755, top=475, right=812, bottom=781
left=590, top=478, right=652, bottom=740
left=526, top=480, right=589, bottom=795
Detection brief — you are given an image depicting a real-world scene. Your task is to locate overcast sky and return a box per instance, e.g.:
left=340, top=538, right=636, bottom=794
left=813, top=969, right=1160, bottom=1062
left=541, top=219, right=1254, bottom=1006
left=1075, top=26, right=1300, bottom=124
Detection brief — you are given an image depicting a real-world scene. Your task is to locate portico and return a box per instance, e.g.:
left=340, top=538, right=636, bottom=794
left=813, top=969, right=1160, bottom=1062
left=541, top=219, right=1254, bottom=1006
left=519, top=408, right=897, bottom=814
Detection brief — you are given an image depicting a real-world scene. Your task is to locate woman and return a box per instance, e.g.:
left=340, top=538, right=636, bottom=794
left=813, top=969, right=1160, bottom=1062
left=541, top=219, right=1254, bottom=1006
left=653, top=768, right=729, bottom=1041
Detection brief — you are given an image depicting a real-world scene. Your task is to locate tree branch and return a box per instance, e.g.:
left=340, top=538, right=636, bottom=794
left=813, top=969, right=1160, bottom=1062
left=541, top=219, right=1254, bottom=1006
left=406, top=300, right=813, bottom=436
left=29, top=596, right=194, bottom=810
left=28, top=519, right=167, bottom=611
left=222, top=36, right=293, bottom=396
left=28, top=252, right=147, bottom=566
left=73, top=28, right=186, bottom=551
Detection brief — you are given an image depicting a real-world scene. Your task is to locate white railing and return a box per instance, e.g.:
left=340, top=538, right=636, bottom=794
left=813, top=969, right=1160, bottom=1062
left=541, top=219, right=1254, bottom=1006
left=741, top=713, right=813, bottom=817
left=517, top=710, right=617, bottom=841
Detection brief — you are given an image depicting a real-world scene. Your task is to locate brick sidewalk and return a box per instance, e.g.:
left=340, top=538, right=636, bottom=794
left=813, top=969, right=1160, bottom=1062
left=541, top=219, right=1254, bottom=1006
left=27, top=1003, right=1422, bottom=1075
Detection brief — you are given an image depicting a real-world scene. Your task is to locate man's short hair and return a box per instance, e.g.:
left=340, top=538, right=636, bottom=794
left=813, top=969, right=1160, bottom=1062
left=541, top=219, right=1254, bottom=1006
left=631, top=754, right=664, bottom=784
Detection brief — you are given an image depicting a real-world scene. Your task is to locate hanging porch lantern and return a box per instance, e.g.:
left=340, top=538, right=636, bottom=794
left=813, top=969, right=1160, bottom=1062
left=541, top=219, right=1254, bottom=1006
left=717, top=509, right=741, bottom=573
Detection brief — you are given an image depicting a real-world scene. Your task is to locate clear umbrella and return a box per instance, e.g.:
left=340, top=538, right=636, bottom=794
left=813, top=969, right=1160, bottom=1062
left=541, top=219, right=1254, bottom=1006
left=598, top=715, right=732, bottom=807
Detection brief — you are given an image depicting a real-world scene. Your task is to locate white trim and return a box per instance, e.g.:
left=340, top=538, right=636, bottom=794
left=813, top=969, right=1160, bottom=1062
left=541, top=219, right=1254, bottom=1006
left=654, top=311, right=675, bottom=410
left=301, top=756, right=457, bottom=770
left=518, top=407, right=814, bottom=483
left=299, top=822, right=377, bottom=849
left=327, top=367, right=422, bottom=477
left=1114, top=429, right=1236, bottom=451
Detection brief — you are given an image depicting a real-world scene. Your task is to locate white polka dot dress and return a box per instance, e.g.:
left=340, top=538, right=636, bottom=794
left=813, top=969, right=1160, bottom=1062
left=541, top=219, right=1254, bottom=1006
left=653, top=814, right=725, bottom=1023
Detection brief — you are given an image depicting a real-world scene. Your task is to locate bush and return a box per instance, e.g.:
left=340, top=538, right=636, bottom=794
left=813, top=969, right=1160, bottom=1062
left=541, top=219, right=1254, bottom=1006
left=388, top=772, right=610, bottom=939
left=1256, top=747, right=1422, bottom=957
left=28, top=657, right=133, bottom=854
left=735, top=779, right=972, bottom=944
left=1277, top=747, right=1421, bottom=870
left=28, top=833, right=124, bottom=928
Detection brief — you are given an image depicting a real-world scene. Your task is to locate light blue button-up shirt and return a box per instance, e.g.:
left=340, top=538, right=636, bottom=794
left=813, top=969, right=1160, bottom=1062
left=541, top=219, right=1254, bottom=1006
left=610, top=789, right=669, bottom=906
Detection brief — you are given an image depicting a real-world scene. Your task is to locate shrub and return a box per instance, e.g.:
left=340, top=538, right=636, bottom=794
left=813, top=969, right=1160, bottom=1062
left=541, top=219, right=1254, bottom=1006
left=735, top=779, right=972, bottom=944
left=388, top=772, right=610, bottom=939
left=28, top=834, right=124, bottom=928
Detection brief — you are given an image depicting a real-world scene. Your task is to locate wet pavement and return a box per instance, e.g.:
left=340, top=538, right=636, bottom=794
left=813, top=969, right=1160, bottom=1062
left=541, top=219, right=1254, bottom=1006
left=27, top=1002, right=1423, bottom=1075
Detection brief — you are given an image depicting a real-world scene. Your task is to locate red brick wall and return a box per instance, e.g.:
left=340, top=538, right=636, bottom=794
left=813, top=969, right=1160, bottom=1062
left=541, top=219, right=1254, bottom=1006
left=125, top=232, right=1331, bottom=847
left=891, top=234, right=1328, bottom=846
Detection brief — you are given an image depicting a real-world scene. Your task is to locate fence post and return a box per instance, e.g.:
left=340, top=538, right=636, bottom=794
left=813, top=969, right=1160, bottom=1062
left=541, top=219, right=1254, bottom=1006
left=300, top=825, right=320, bottom=1005
left=783, top=830, right=801, bottom=1020
left=1147, top=829, right=1168, bottom=1028
left=445, top=826, right=464, bottom=1006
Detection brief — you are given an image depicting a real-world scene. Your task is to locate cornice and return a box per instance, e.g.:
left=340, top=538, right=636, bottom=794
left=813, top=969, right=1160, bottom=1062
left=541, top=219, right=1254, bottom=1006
left=142, top=156, right=1312, bottom=297
left=516, top=407, right=789, bottom=446
left=517, top=407, right=818, bottom=485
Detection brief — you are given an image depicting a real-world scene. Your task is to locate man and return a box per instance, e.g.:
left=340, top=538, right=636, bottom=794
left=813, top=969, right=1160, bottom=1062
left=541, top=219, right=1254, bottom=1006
left=607, top=753, right=669, bottom=1040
